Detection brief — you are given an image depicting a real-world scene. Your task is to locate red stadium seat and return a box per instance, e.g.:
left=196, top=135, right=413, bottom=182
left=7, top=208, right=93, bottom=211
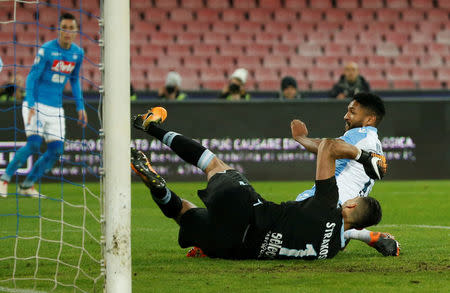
left=419, top=56, right=444, bottom=68
left=264, top=23, right=289, bottom=33
left=375, top=9, right=400, bottom=22
left=182, top=77, right=201, bottom=90
left=177, top=32, right=202, bottom=45
left=289, top=23, right=315, bottom=34
left=255, top=32, right=280, bottom=45
left=236, top=56, right=261, bottom=69
left=298, top=44, right=323, bottom=56
left=427, top=9, right=447, bottom=22
left=337, top=0, right=359, bottom=8
left=219, top=44, right=243, bottom=56
left=280, top=68, right=305, bottom=79
left=139, top=44, right=166, bottom=57
left=392, top=80, right=417, bottom=89
left=222, top=9, right=245, bottom=22
left=366, top=22, right=392, bottom=33
left=133, top=80, right=150, bottom=91
left=203, top=32, right=228, bottom=44
left=386, top=67, right=410, bottom=80
left=257, top=80, right=280, bottom=91
left=193, top=44, right=218, bottom=56
left=130, top=32, right=150, bottom=45
left=370, top=80, right=390, bottom=89
left=307, top=32, right=332, bottom=44
left=146, top=68, right=167, bottom=82
left=411, top=0, right=434, bottom=8
left=310, top=1, right=332, bottom=8
left=384, top=32, right=410, bottom=45
left=202, top=80, right=224, bottom=90
left=144, top=9, right=169, bottom=22
left=209, top=56, right=235, bottom=68
left=324, top=43, right=348, bottom=56
left=234, top=0, right=257, bottom=9
left=349, top=44, right=374, bottom=56
left=239, top=22, right=262, bottom=33
left=301, top=9, right=324, bottom=22
left=418, top=22, right=444, bottom=33
left=341, top=56, right=366, bottom=65
left=311, top=80, right=334, bottom=90
left=229, top=32, right=254, bottom=45
left=410, top=32, right=434, bottom=43
left=259, top=0, right=282, bottom=8
left=427, top=43, right=449, bottom=56
left=248, top=9, right=273, bottom=23
left=376, top=43, right=400, bottom=56
left=351, top=9, right=376, bottom=22
left=402, top=10, right=426, bottom=22
left=170, top=9, right=194, bottom=21
left=325, top=10, right=348, bottom=22
left=285, top=0, right=308, bottom=9
left=212, top=22, right=236, bottom=33
left=176, top=68, right=199, bottom=79
left=438, top=0, right=450, bottom=8
left=181, top=0, right=204, bottom=8
left=289, top=56, right=314, bottom=68
left=393, top=56, right=418, bottom=68
left=315, top=56, right=340, bottom=68
left=359, top=32, right=384, bottom=44
left=307, top=68, right=331, bottom=81
left=359, top=68, right=384, bottom=80
left=154, top=0, right=177, bottom=8
left=272, top=44, right=296, bottom=55
left=131, top=56, right=156, bottom=69
left=386, top=0, right=409, bottom=8
left=132, top=21, right=156, bottom=34
left=361, top=0, right=384, bottom=8
left=167, top=45, right=191, bottom=57
left=332, top=32, right=358, bottom=44
left=207, top=0, right=229, bottom=9
left=402, top=43, right=426, bottom=56
left=157, top=57, right=182, bottom=68
left=436, top=31, right=450, bottom=44
left=200, top=68, right=226, bottom=81
left=159, top=21, right=184, bottom=33
left=254, top=70, right=279, bottom=82
left=150, top=33, right=174, bottom=45
left=184, top=56, right=209, bottom=69
left=411, top=68, right=435, bottom=81
left=243, top=44, right=270, bottom=57
left=185, top=22, right=211, bottom=33
left=316, top=23, right=341, bottom=33
left=437, top=68, right=450, bottom=81
left=418, top=80, right=443, bottom=89
left=196, top=9, right=220, bottom=22
left=273, top=9, right=298, bottom=22
left=263, top=56, right=288, bottom=68
left=394, top=21, right=419, bottom=33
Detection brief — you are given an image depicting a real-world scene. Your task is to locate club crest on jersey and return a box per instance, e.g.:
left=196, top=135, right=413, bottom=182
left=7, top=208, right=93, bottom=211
left=51, top=60, right=75, bottom=74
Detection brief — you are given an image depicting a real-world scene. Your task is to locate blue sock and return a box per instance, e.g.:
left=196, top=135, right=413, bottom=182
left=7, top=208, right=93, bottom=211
left=21, top=140, right=64, bottom=188
left=1, top=135, right=42, bottom=182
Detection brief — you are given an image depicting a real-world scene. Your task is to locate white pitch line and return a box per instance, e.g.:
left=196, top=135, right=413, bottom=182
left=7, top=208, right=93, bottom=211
left=0, top=286, right=46, bottom=293
left=378, top=224, right=450, bottom=230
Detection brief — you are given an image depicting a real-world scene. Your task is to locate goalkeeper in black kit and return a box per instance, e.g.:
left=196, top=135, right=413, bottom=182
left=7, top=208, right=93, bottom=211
left=131, top=107, right=386, bottom=260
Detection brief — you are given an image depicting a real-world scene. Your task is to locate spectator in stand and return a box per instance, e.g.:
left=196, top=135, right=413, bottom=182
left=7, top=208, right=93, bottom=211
left=219, top=68, right=250, bottom=101
left=158, top=71, right=187, bottom=101
left=130, top=84, right=137, bottom=101
left=330, top=62, right=370, bottom=100
left=280, top=76, right=302, bottom=100
left=0, top=75, right=25, bottom=102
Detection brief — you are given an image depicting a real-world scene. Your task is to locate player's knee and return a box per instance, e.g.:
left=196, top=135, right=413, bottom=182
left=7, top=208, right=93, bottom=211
left=26, top=135, right=43, bottom=153
left=47, top=140, right=64, bottom=157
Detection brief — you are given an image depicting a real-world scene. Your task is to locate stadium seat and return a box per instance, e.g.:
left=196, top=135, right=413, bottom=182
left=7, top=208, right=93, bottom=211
left=298, top=44, right=323, bottom=56
left=200, top=68, right=226, bottom=81
left=273, top=9, right=298, bottom=22
left=131, top=56, right=156, bottom=69
left=150, top=33, right=174, bottom=45
left=311, top=80, right=334, bottom=90
left=170, top=9, right=194, bottom=22
left=418, top=80, right=443, bottom=89
left=259, top=0, right=282, bottom=8
left=219, top=44, right=243, bottom=56
left=392, top=80, right=417, bottom=89
left=437, top=68, right=450, bottom=81
left=384, top=32, right=410, bottom=45
left=307, top=32, right=332, bottom=44
left=139, top=44, right=166, bottom=57
left=325, top=10, right=348, bottom=22
left=209, top=56, right=236, bottom=69
left=402, top=10, right=426, bottom=22
left=229, top=32, right=254, bottom=45
left=263, top=56, right=288, bottom=68
left=394, top=21, right=419, bottom=33
left=254, top=70, right=279, bottom=82
left=176, top=68, right=199, bottom=79
left=351, top=9, right=376, bottom=22
left=243, top=44, right=270, bottom=57
left=337, top=0, right=359, bottom=8
left=285, top=0, right=308, bottom=9
left=436, top=31, right=450, bottom=44
left=359, top=32, right=384, bottom=44
left=159, top=21, right=184, bottom=33
left=393, top=56, right=418, bottom=68
left=411, top=0, right=435, bottom=8
left=236, top=56, right=261, bottom=69
left=193, top=44, right=218, bottom=56
left=196, top=9, right=220, bottom=22
left=310, top=1, right=332, bottom=8
left=427, top=43, right=449, bottom=56
left=289, top=56, right=314, bottom=68
left=222, top=9, right=245, bottom=22
left=212, top=22, right=236, bottom=33
left=177, top=32, right=202, bottom=45
left=324, top=43, right=348, bottom=56
left=154, top=0, right=177, bottom=8
left=341, top=56, right=366, bottom=65
left=255, top=33, right=280, bottom=45
left=201, top=80, right=224, bottom=90
left=280, top=67, right=305, bottom=79
left=272, top=44, right=296, bottom=55
left=186, top=22, right=211, bottom=33
left=301, top=10, right=324, bottom=22
left=376, top=43, right=400, bottom=56
left=332, top=32, right=358, bottom=44
left=386, top=0, right=409, bottom=8
left=289, top=23, right=315, bottom=34
left=145, top=8, right=169, bottom=22
left=375, top=9, right=400, bottom=22
left=349, top=44, right=374, bottom=56
left=419, top=55, right=444, bottom=68
left=402, top=43, right=426, bottom=56
left=359, top=68, right=384, bottom=80
left=234, top=0, right=257, bottom=9
left=365, top=22, right=392, bottom=34
left=370, top=80, right=390, bottom=89
left=203, top=32, right=228, bottom=44
left=386, top=67, right=410, bottom=80
left=248, top=9, right=274, bottom=23
left=181, top=0, right=204, bottom=8
left=257, top=80, right=280, bottom=91
left=167, top=45, right=191, bottom=57
left=427, top=10, right=449, bottom=22
left=182, top=77, right=201, bottom=90
left=361, top=0, right=384, bottom=8
left=15, top=9, right=36, bottom=23
left=183, top=56, right=209, bottom=69
left=307, top=68, right=331, bottom=81
left=239, top=22, right=262, bottom=33
left=410, top=32, right=434, bottom=43
left=157, top=57, right=182, bottom=68
left=207, top=0, right=229, bottom=9
left=411, top=68, right=435, bottom=81
left=315, top=56, right=340, bottom=68
left=418, top=22, right=444, bottom=33
left=316, top=23, right=341, bottom=33
left=264, top=23, right=289, bottom=33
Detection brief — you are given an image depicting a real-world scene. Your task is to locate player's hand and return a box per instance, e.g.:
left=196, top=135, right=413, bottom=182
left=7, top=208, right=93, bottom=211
left=291, top=119, right=308, bottom=138
left=78, top=109, right=88, bottom=128
left=27, top=108, right=36, bottom=125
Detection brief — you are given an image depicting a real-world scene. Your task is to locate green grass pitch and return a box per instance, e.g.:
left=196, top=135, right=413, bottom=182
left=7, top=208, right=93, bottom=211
left=0, top=180, right=449, bottom=292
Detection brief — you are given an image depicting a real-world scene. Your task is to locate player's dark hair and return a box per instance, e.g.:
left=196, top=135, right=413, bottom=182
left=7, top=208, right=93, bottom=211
left=59, top=12, right=76, bottom=24
left=352, top=93, right=386, bottom=126
left=353, top=197, right=382, bottom=229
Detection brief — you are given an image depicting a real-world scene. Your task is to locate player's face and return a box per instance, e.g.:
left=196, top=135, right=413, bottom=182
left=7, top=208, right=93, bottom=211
left=343, top=100, right=371, bottom=131
left=59, top=19, right=78, bottom=48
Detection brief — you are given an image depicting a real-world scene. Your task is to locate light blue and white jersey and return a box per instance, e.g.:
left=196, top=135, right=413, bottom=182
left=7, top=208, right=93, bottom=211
left=0, top=56, right=3, bottom=72
left=296, top=126, right=383, bottom=204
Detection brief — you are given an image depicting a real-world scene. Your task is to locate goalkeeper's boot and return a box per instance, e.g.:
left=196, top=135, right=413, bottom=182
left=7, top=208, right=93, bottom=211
left=132, top=106, right=167, bottom=132
left=368, top=232, right=400, bottom=256
left=186, top=247, right=207, bottom=258
left=356, top=150, right=387, bottom=180
left=0, top=180, right=8, bottom=198
left=18, top=185, right=40, bottom=198
left=130, top=148, right=166, bottom=190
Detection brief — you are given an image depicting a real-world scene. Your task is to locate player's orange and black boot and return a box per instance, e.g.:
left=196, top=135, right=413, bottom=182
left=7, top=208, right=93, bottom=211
left=132, top=106, right=167, bottom=132
left=130, top=148, right=166, bottom=190
left=357, top=150, right=388, bottom=180
left=368, top=232, right=400, bottom=256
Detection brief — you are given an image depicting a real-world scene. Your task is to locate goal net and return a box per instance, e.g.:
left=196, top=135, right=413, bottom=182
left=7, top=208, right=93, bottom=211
left=0, top=0, right=105, bottom=292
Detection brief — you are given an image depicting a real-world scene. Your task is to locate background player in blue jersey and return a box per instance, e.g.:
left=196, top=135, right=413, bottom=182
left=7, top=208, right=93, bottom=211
left=293, top=93, right=399, bottom=256
left=0, top=13, right=87, bottom=198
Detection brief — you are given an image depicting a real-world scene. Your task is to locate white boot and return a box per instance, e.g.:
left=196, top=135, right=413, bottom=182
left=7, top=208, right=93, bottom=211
left=18, top=185, right=40, bottom=198
left=0, top=180, right=8, bottom=198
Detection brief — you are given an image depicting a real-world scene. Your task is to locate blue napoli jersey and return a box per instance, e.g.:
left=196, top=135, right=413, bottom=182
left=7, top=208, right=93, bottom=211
left=296, top=126, right=383, bottom=204
left=25, top=39, right=84, bottom=111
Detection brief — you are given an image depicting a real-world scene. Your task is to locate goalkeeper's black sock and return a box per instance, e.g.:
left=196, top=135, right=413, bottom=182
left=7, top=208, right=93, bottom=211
left=146, top=124, right=216, bottom=171
left=150, top=186, right=183, bottom=219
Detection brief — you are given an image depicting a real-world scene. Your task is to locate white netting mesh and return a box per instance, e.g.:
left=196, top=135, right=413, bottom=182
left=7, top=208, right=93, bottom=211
left=0, top=0, right=104, bottom=292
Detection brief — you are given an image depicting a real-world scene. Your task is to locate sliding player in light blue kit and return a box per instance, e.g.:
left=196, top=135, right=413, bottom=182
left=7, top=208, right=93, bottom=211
left=0, top=13, right=87, bottom=198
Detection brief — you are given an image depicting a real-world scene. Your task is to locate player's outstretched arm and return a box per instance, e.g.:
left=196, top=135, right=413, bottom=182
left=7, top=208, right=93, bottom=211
left=290, top=119, right=323, bottom=154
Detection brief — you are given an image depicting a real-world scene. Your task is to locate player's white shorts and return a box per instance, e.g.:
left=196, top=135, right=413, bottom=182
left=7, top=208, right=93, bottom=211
left=22, top=101, right=65, bottom=142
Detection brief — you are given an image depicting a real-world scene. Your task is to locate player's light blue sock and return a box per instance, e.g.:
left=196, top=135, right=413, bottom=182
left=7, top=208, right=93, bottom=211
left=21, top=140, right=64, bottom=188
left=1, top=135, right=42, bottom=182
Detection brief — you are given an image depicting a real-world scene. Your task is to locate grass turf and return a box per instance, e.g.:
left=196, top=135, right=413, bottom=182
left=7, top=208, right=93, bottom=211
left=0, top=180, right=449, bottom=292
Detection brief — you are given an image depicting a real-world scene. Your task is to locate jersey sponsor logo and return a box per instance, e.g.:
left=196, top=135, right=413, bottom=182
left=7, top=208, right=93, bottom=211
left=318, top=222, right=336, bottom=259
left=38, top=48, right=44, bottom=56
left=33, top=56, right=41, bottom=64
left=258, top=232, right=283, bottom=258
left=51, top=60, right=75, bottom=74
left=253, top=198, right=263, bottom=206
left=51, top=52, right=62, bottom=56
